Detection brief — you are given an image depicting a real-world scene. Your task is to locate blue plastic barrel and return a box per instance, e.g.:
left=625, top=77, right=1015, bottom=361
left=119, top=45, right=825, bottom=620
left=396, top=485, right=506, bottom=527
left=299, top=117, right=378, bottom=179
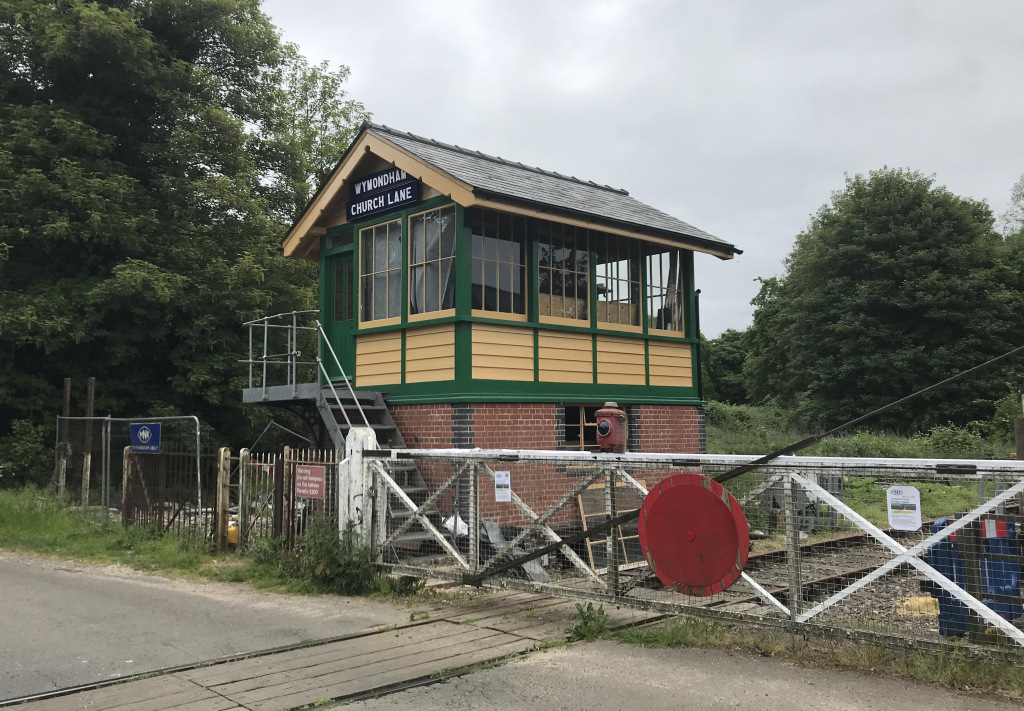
left=928, top=517, right=1021, bottom=636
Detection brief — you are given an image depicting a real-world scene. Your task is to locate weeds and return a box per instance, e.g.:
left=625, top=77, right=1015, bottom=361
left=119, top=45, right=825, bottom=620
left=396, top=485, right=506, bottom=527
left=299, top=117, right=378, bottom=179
left=565, top=602, right=608, bottom=642
left=301, top=518, right=380, bottom=595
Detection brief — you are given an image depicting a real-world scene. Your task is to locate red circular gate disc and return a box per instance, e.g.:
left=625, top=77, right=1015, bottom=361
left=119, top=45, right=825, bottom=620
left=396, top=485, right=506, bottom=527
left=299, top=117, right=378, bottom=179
left=638, top=473, right=749, bottom=596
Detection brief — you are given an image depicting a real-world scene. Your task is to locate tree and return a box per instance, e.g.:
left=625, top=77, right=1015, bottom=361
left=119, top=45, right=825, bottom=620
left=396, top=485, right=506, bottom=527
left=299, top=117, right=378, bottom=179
left=744, top=168, right=1020, bottom=432
left=703, top=328, right=750, bottom=404
left=0, top=0, right=365, bottom=450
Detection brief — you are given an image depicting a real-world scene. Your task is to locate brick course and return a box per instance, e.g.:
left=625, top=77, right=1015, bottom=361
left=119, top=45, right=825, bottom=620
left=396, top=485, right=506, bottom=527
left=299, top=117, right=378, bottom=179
left=388, top=401, right=704, bottom=526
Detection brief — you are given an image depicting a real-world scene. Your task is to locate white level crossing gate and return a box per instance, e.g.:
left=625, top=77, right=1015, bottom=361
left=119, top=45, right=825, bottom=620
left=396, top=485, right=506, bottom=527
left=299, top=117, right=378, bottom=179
left=340, top=435, right=1024, bottom=656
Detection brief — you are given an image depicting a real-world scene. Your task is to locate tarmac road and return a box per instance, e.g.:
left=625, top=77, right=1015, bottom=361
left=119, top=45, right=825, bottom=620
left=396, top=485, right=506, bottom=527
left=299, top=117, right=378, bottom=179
left=347, top=640, right=1021, bottom=711
left=0, top=551, right=409, bottom=700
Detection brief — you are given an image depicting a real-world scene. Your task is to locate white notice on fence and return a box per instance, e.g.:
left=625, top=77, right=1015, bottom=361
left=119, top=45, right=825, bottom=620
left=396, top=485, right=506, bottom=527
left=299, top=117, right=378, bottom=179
left=886, top=485, right=922, bottom=531
left=495, top=470, right=511, bottom=502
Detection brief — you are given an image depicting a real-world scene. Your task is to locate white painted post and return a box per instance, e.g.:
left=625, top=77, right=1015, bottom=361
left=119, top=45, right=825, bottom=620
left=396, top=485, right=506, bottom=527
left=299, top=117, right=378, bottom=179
left=343, top=427, right=378, bottom=545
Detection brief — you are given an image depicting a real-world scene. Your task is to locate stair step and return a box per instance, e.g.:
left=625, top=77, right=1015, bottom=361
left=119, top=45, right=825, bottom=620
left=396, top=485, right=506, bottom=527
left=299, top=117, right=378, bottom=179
left=392, top=531, right=446, bottom=543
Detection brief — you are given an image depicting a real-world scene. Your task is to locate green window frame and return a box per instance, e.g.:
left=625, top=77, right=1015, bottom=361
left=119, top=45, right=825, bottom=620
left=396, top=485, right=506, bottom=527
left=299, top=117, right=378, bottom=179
left=594, top=233, right=642, bottom=328
left=409, top=204, right=457, bottom=316
left=538, top=220, right=589, bottom=321
left=360, top=218, right=402, bottom=322
left=646, top=247, right=685, bottom=333
left=469, top=208, right=527, bottom=315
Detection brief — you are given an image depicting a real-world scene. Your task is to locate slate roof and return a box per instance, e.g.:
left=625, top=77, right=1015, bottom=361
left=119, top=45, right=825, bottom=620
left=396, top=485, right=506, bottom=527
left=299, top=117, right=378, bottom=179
left=367, top=123, right=739, bottom=257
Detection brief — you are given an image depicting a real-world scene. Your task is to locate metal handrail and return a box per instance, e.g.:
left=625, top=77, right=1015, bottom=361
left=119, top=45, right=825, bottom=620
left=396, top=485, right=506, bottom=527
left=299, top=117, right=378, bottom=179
left=241, top=310, right=370, bottom=431
left=316, top=319, right=369, bottom=430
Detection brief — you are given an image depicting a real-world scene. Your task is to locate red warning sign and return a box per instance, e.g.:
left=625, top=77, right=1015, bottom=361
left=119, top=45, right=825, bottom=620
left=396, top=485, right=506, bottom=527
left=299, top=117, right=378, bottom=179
left=295, top=465, right=326, bottom=500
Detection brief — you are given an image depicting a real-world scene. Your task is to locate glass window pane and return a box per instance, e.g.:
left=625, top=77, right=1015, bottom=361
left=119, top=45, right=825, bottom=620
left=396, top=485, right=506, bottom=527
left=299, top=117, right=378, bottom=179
left=440, top=259, right=455, bottom=310
left=498, top=263, right=513, bottom=312
left=409, top=265, right=422, bottom=314
left=472, top=232, right=483, bottom=258
left=373, top=228, right=387, bottom=272
left=361, top=232, right=372, bottom=273
left=484, top=235, right=498, bottom=261
left=388, top=224, right=402, bottom=269
left=388, top=269, right=401, bottom=319
left=411, top=215, right=425, bottom=264
left=440, top=206, right=456, bottom=256
left=425, top=211, right=439, bottom=261
left=373, top=274, right=387, bottom=319
left=424, top=261, right=439, bottom=312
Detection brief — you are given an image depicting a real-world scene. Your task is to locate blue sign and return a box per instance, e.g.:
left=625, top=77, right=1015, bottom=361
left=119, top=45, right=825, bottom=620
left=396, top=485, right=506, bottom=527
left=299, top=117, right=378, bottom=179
left=130, top=423, right=161, bottom=454
left=347, top=167, right=420, bottom=221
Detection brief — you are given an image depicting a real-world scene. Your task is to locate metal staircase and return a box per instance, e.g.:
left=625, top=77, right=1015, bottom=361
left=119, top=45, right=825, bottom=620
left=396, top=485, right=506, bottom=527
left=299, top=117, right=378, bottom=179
left=241, top=311, right=443, bottom=550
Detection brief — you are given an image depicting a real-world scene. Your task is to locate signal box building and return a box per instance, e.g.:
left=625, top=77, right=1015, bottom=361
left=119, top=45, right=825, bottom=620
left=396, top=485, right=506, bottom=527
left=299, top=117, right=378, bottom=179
left=277, top=123, right=739, bottom=517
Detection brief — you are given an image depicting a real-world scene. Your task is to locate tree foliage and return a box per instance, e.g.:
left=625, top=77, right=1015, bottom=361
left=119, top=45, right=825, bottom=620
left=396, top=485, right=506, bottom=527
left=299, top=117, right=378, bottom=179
left=744, top=168, right=1021, bottom=432
left=702, top=329, right=749, bottom=404
left=0, top=0, right=366, bottom=445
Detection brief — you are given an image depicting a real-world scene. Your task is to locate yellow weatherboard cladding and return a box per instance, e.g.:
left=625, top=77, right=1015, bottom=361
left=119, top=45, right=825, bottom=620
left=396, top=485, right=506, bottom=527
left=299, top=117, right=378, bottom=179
left=472, top=323, right=533, bottom=381
left=538, top=331, right=592, bottom=383
left=356, top=331, right=402, bottom=386
left=597, top=335, right=646, bottom=385
left=648, top=340, right=692, bottom=387
left=405, top=324, right=455, bottom=383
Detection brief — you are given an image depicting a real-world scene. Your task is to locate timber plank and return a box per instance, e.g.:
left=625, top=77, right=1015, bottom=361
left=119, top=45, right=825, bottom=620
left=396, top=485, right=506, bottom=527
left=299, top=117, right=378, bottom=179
left=15, top=675, right=193, bottom=711
left=182, top=620, right=466, bottom=686
left=448, top=597, right=568, bottom=624
left=242, top=636, right=536, bottom=711
left=215, top=625, right=505, bottom=699
left=99, top=683, right=224, bottom=711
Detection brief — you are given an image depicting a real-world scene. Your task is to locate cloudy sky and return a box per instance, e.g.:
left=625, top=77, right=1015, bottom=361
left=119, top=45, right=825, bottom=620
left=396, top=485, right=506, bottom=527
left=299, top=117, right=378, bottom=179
left=262, top=0, right=1024, bottom=337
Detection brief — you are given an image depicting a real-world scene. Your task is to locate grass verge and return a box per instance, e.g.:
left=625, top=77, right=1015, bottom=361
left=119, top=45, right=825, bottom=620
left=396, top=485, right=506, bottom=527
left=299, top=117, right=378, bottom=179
left=615, top=617, right=1024, bottom=699
left=0, top=487, right=428, bottom=601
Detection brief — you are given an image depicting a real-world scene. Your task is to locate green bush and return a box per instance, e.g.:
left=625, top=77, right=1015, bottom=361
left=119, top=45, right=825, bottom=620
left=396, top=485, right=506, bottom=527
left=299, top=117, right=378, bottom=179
left=925, top=424, right=999, bottom=459
left=0, top=420, right=52, bottom=487
left=300, top=518, right=380, bottom=595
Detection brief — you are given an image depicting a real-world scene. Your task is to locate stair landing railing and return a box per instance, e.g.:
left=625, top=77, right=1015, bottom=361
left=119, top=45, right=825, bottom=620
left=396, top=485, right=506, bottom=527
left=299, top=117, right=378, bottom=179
left=241, top=310, right=369, bottom=430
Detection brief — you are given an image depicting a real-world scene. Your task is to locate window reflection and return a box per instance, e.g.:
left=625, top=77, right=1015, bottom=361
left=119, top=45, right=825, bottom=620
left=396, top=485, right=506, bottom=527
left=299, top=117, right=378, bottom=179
left=470, top=208, right=526, bottom=314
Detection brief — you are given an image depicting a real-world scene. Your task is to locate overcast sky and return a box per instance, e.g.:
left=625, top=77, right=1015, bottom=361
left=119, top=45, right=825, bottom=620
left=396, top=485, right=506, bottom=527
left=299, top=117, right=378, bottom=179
left=262, top=0, right=1024, bottom=337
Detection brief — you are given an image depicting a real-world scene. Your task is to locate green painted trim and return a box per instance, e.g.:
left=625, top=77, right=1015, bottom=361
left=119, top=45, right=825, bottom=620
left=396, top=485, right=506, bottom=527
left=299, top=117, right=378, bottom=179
left=640, top=246, right=649, bottom=334
left=644, top=338, right=650, bottom=387
left=400, top=329, right=407, bottom=384
left=368, top=379, right=702, bottom=406
left=533, top=327, right=539, bottom=382
left=455, top=205, right=471, bottom=318
left=591, top=333, right=598, bottom=384
left=455, top=320, right=473, bottom=391
left=527, top=219, right=539, bottom=323
left=400, top=210, right=409, bottom=327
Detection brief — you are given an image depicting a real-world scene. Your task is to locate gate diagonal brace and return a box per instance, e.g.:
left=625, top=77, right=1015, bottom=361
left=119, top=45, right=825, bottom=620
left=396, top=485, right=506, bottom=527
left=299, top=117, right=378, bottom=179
left=476, top=462, right=605, bottom=587
left=790, top=472, right=1024, bottom=646
left=373, top=462, right=469, bottom=570
left=379, top=460, right=473, bottom=549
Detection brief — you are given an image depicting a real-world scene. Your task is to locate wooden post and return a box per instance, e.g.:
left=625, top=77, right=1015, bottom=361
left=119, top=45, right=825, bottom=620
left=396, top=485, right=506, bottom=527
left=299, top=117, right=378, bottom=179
left=282, top=446, right=294, bottom=550
left=959, top=520, right=988, bottom=642
left=1015, top=417, right=1024, bottom=462
left=57, top=379, right=71, bottom=496
left=80, top=377, right=95, bottom=511
left=784, top=472, right=803, bottom=617
left=215, top=447, right=231, bottom=551
left=273, top=448, right=285, bottom=540
left=122, top=446, right=133, bottom=527
left=239, top=449, right=251, bottom=551
left=605, top=468, right=619, bottom=593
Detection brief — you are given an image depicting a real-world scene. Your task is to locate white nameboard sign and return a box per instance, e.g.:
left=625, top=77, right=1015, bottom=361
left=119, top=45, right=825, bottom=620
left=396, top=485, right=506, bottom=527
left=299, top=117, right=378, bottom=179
left=495, top=470, right=511, bottom=502
left=886, top=485, right=922, bottom=531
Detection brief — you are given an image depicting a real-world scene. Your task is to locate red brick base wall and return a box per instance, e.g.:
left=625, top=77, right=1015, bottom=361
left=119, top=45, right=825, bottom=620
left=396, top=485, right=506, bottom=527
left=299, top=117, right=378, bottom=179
left=387, top=402, right=705, bottom=526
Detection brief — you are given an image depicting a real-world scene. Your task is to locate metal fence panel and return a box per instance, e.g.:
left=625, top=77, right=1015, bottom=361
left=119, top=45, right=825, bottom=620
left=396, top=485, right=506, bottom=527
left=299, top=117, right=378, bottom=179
left=362, top=449, right=1024, bottom=656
